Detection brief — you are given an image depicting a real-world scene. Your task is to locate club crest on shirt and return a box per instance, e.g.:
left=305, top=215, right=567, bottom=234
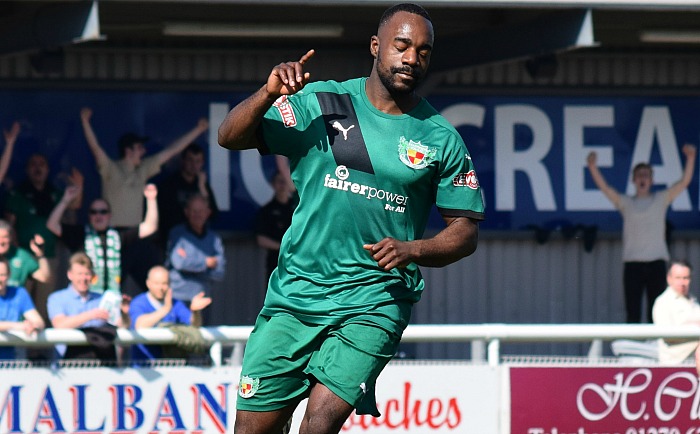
left=238, top=375, right=260, bottom=398
left=398, top=136, right=436, bottom=169
left=273, top=95, right=297, bottom=128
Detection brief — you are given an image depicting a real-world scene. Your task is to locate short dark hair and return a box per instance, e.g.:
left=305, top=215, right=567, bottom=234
left=379, top=3, right=432, bottom=30
left=182, top=142, right=204, bottom=158
left=632, top=162, right=652, bottom=178
left=117, top=133, right=149, bottom=158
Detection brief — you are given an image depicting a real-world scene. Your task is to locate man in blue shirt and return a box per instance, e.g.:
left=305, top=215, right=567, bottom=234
left=47, top=252, right=128, bottom=361
left=130, top=265, right=211, bottom=362
left=0, top=257, right=45, bottom=359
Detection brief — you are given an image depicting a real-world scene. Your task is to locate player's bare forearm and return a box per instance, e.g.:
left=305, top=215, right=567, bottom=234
left=218, top=86, right=276, bottom=151
left=364, top=217, right=479, bottom=270
left=412, top=216, right=479, bottom=267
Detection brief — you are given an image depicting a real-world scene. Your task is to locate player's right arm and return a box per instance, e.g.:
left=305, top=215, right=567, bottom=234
left=218, top=49, right=315, bottom=151
left=586, top=151, right=621, bottom=207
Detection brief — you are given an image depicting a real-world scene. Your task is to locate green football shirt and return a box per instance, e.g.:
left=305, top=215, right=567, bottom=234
left=258, top=77, right=485, bottom=334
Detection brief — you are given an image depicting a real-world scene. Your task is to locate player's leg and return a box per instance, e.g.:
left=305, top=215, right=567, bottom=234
left=298, top=382, right=354, bottom=434
left=234, top=407, right=297, bottom=434
left=302, top=319, right=401, bottom=433
left=236, top=314, right=326, bottom=433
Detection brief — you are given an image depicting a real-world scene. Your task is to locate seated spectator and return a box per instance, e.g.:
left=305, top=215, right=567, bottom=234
left=0, top=220, right=50, bottom=288
left=47, top=252, right=128, bottom=363
left=166, top=194, right=225, bottom=310
left=46, top=182, right=158, bottom=296
left=652, top=259, right=700, bottom=364
left=0, top=256, right=45, bottom=360
left=129, top=265, right=211, bottom=363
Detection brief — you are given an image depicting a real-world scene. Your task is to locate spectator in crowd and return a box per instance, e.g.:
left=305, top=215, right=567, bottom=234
left=587, top=143, right=697, bottom=323
left=0, top=220, right=50, bottom=288
left=652, top=260, right=699, bottom=364
left=80, top=107, right=208, bottom=294
left=0, top=121, right=20, bottom=185
left=0, top=256, right=45, bottom=360
left=166, top=193, right=225, bottom=312
left=129, top=265, right=211, bottom=362
left=46, top=183, right=158, bottom=296
left=80, top=107, right=208, bottom=228
left=5, top=152, right=83, bottom=324
left=47, top=252, right=129, bottom=362
left=255, top=169, right=295, bottom=281
left=157, top=143, right=218, bottom=249
left=217, top=3, right=484, bottom=431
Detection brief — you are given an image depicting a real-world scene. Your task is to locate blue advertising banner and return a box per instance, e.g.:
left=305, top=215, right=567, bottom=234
left=1, top=90, right=698, bottom=232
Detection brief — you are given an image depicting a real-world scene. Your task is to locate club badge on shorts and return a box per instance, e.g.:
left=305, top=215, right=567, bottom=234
left=239, top=375, right=260, bottom=398
left=398, top=136, right=436, bottom=169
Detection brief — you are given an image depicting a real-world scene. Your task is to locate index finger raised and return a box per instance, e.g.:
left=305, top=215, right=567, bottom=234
left=299, top=49, right=315, bottom=65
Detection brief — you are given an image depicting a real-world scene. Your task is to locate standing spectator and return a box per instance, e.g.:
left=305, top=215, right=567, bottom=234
left=80, top=108, right=208, bottom=294
left=80, top=107, right=208, bottom=227
left=0, top=256, right=45, bottom=360
left=129, top=265, right=211, bottom=363
left=157, top=143, right=218, bottom=249
left=46, top=183, right=158, bottom=296
left=47, top=252, right=128, bottom=362
left=5, top=152, right=82, bottom=323
left=587, top=144, right=697, bottom=323
left=255, top=170, right=295, bottom=281
left=0, top=220, right=50, bottom=288
left=217, top=3, right=484, bottom=430
left=166, top=194, right=225, bottom=309
left=652, top=260, right=698, bottom=364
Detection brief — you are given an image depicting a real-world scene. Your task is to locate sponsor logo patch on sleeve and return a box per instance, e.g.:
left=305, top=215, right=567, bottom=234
left=273, top=95, right=297, bottom=128
left=453, top=170, right=479, bottom=189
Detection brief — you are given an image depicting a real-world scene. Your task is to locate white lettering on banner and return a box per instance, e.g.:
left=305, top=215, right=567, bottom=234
left=564, top=106, right=615, bottom=211
left=494, top=104, right=556, bottom=211
left=439, top=102, right=698, bottom=213
left=208, top=103, right=232, bottom=211
left=576, top=369, right=700, bottom=423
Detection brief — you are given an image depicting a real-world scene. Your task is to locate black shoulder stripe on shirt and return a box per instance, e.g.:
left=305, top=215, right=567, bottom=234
left=316, top=92, right=375, bottom=175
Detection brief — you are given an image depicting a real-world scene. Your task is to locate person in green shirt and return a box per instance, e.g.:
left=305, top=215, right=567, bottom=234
left=219, top=3, right=484, bottom=433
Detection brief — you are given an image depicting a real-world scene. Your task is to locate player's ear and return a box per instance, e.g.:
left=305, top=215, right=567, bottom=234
left=370, top=35, right=379, bottom=58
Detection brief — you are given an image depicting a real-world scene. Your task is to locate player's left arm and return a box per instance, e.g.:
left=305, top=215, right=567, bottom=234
left=363, top=216, right=478, bottom=270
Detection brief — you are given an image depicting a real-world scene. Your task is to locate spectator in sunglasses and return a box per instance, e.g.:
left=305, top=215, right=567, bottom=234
left=46, top=182, right=158, bottom=296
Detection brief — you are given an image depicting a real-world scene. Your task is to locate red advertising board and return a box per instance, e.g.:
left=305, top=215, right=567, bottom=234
left=510, top=366, right=700, bottom=434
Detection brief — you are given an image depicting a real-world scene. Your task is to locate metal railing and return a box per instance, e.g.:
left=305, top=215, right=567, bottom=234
left=2, top=323, right=699, bottom=366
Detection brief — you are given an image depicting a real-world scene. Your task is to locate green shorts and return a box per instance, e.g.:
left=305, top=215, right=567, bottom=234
left=236, top=313, right=401, bottom=416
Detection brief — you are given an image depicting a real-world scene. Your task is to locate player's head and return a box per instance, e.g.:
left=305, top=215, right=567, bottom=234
left=371, top=3, right=434, bottom=95
left=146, top=265, right=170, bottom=301
left=667, top=259, right=692, bottom=297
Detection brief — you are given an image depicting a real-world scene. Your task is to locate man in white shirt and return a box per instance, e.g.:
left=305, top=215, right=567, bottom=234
left=652, top=260, right=699, bottom=364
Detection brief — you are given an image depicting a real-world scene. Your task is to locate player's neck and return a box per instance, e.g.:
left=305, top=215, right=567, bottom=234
left=365, top=75, right=420, bottom=115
